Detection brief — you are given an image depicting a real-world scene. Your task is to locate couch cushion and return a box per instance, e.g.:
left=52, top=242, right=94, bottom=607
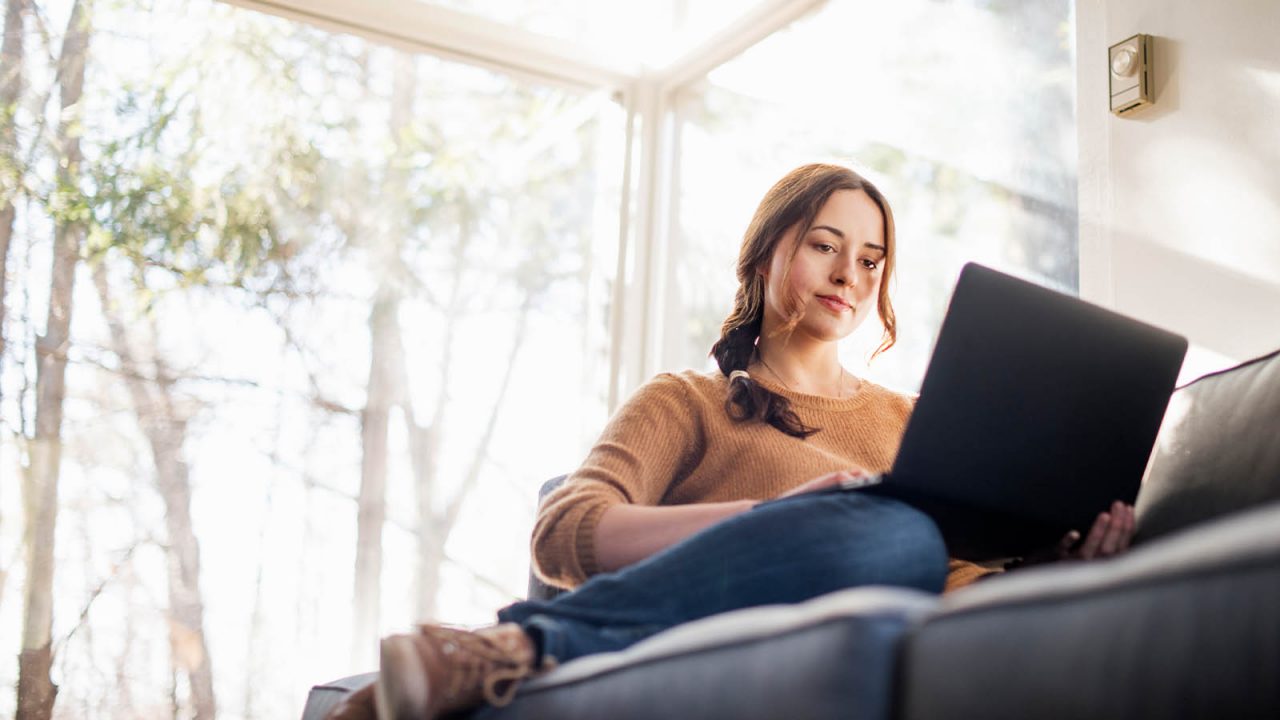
left=472, top=586, right=937, bottom=720
left=900, top=499, right=1280, bottom=720
left=1134, top=347, right=1280, bottom=543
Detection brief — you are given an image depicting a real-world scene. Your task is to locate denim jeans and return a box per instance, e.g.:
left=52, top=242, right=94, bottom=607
left=497, top=490, right=948, bottom=665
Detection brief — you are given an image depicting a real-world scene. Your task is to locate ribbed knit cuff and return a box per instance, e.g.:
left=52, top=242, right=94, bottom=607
left=573, top=501, right=613, bottom=581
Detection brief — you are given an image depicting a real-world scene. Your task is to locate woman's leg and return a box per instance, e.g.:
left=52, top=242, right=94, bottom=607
left=499, top=491, right=947, bottom=665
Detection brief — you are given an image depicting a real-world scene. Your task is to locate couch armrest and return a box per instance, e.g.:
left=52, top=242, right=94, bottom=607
left=475, top=586, right=937, bottom=720
left=527, top=475, right=568, bottom=602
left=300, top=672, right=376, bottom=720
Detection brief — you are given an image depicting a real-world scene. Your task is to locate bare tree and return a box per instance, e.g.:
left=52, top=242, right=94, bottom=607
left=352, top=289, right=396, bottom=666
left=347, top=50, right=538, bottom=636
left=297, top=40, right=594, bottom=671
left=18, top=2, right=91, bottom=717
left=0, top=0, right=29, bottom=366
left=400, top=197, right=545, bottom=621
left=0, top=0, right=31, bottom=617
left=408, top=286, right=535, bottom=621
left=351, top=51, right=415, bottom=667
left=91, top=264, right=217, bottom=719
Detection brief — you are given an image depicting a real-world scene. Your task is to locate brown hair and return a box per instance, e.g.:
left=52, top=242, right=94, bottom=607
left=709, top=163, right=898, bottom=439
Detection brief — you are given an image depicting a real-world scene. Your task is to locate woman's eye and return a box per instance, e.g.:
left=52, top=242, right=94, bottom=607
left=861, top=258, right=880, bottom=270
left=814, top=243, right=836, bottom=253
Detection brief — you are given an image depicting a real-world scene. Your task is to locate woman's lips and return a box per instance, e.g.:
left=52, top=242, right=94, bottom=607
left=817, top=295, right=851, bottom=313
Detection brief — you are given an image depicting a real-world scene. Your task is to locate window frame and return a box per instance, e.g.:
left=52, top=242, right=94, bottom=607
left=217, top=0, right=836, bottom=410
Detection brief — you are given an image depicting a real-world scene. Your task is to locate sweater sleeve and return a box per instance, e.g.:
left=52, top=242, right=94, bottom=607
left=531, top=373, right=704, bottom=588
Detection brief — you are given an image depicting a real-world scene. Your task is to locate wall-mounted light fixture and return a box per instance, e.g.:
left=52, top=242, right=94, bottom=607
left=1109, top=34, right=1153, bottom=116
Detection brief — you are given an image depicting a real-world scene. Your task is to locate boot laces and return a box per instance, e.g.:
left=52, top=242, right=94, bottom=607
left=418, top=625, right=541, bottom=707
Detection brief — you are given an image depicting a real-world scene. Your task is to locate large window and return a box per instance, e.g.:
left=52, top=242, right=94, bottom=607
left=0, top=0, right=620, bottom=715
left=668, top=0, right=1078, bottom=391
left=0, top=0, right=1079, bottom=717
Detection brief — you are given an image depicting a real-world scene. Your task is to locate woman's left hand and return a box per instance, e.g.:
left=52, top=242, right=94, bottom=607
left=1054, top=500, right=1135, bottom=561
left=773, top=468, right=871, bottom=500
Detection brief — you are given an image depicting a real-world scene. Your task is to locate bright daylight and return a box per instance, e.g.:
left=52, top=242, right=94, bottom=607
left=1, top=0, right=1277, bottom=718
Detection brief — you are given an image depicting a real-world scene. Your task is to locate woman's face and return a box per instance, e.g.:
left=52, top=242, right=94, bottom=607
left=760, top=189, right=887, bottom=345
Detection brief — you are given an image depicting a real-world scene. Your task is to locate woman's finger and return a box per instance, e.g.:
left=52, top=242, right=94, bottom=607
left=1099, top=502, right=1128, bottom=555
left=1115, top=504, right=1135, bottom=553
left=1099, top=522, right=1121, bottom=555
left=1078, top=512, right=1110, bottom=559
left=1056, top=530, right=1081, bottom=559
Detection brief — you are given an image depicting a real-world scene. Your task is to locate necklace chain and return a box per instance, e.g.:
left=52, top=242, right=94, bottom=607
left=757, top=356, right=847, bottom=399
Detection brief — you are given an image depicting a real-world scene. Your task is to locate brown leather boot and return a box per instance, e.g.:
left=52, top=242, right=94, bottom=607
left=375, top=622, right=549, bottom=720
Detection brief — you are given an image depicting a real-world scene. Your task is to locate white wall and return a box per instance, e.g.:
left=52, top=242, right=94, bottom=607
left=1076, top=0, right=1280, bottom=381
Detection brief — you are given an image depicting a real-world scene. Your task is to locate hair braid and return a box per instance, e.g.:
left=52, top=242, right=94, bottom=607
left=711, top=297, right=818, bottom=440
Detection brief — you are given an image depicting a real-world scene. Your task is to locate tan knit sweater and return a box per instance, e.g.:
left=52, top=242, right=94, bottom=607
left=532, top=369, right=997, bottom=592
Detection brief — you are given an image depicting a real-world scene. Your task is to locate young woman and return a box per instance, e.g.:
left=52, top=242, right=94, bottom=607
left=330, top=163, right=1135, bottom=720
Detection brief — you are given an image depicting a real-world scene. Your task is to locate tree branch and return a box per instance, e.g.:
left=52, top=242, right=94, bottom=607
left=53, top=541, right=143, bottom=656
left=442, top=293, right=534, bottom=530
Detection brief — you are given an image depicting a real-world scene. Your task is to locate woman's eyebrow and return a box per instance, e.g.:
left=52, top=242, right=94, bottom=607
left=812, top=225, right=886, bottom=256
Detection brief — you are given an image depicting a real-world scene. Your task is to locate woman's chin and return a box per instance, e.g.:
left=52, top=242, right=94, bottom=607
left=800, top=320, right=863, bottom=344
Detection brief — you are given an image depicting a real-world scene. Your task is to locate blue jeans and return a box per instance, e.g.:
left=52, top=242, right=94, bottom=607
left=497, top=491, right=948, bottom=665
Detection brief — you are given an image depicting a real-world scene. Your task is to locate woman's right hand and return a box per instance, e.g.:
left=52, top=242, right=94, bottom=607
left=774, top=468, right=871, bottom=500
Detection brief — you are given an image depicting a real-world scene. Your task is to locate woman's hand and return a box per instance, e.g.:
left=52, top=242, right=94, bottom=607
left=774, top=468, right=871, bottom=500
left=1053, top=500, right=1136, bottom=561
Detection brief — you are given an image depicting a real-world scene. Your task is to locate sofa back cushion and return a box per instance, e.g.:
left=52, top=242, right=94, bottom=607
left=1134, top=347, right=1280, bottom=543
left=903, top=500, right=1280, bottom=720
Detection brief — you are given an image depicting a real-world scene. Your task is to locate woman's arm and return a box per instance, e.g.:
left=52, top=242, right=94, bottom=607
left=592, top=469, right=868, bottom=572
left=532, top=374, right=707, bottom=586
left=594, top=501, right=756, bottom=573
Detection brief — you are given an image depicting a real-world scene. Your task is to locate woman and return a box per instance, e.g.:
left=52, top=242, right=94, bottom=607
left=330, top=163, right=1134, bottom=720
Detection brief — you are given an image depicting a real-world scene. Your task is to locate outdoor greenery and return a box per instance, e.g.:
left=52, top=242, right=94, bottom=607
left=1, top=1, right=616, bottom=716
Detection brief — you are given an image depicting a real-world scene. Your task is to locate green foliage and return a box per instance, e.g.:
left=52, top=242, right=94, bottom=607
left=70, top=10, right=332, bottom=300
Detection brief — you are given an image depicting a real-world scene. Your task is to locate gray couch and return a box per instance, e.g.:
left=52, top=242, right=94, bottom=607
left=303, top=347, right=1280, bottom=720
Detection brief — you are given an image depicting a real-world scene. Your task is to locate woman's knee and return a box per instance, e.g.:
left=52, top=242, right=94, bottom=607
left=751, top=491, right=937, bottom=544
left=859, top=499, right=949, bottom=591
left=744, top=492, right=948, bottom=592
